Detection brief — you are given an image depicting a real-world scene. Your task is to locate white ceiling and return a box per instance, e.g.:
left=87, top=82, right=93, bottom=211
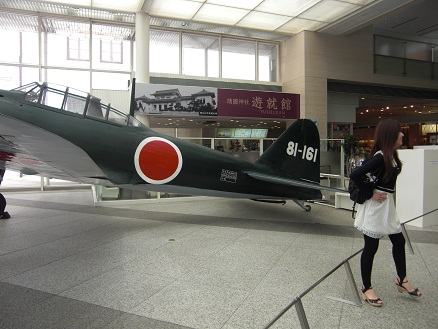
left=32, top=0, right=418, bottom=38
left=3, top=0, right=437, bottom=41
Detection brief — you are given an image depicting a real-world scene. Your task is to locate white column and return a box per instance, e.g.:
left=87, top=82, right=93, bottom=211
left=135, top=12, right=150, bottom=84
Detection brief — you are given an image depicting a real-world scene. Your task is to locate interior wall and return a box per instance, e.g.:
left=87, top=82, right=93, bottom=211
left=281, top=25, right=438, bottom=139
left=327, top=92, right=358, bottom=123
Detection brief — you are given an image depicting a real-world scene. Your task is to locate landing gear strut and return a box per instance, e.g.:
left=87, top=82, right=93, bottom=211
left=293, top=199, right=311, bottom=212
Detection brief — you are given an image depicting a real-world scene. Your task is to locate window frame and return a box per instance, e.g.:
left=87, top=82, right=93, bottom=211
left=67, top=36, right=90, bottom=62
left=100, top=39, right=123, bottom=64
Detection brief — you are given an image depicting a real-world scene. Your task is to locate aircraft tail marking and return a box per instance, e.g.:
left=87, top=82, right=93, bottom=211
left=255, top=119, right=321, bottom=184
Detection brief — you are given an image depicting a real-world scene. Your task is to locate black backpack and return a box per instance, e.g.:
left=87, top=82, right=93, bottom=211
left=348, top=167, right=382, bottom=218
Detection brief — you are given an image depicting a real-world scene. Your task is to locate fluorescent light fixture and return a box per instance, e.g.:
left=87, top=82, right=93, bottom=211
left=236, top=12, right=291, bottom=30
left=276, top=17, right=325, bottom=34
left=39, top=0, right=91, bottom=6
left=194, top=4, right=249, bottom=25
left=93, top=0, right=141, bottom=11
left=299, top=0, right=360, bottom=22
left=207, top=0, right=263, bottom=10
left=342, top=0, right=375, bottom=5
left=149, top=0, right=204, bottom=20
left=255, top=0, right=321, bottom=17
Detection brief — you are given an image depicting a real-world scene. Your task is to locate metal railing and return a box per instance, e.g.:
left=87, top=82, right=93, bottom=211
left=264, top=208, right=438, bottom=329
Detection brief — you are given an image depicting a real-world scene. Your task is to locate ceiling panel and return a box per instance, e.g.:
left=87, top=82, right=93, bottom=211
left=2, top=0, right=433, bottom=43
left=193, top=4, right=250, bottom=25
left=148, top=0, right=203, bottom=20
left=236, top=11, right=291, bottom=31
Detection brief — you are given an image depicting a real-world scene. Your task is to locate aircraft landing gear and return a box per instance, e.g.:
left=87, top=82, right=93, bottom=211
left=293, top=199, right=311, bottom=212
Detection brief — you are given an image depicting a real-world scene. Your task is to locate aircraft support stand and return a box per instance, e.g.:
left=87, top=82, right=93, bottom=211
left=293, top=199, right=311, bottom=212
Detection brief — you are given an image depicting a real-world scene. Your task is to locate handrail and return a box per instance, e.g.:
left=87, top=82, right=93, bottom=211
left=264, top=208, right=438, bottom=329
left=402, top=208, right=438, bottom=225
left=263, top=249, right=363, bottom=329
left=401, top=208, right=438, bottom=255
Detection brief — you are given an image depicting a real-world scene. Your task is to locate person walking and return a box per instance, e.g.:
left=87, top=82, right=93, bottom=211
left=350, top=119, right=421, bottom=307
left=0, top=169, right=10, bottom=219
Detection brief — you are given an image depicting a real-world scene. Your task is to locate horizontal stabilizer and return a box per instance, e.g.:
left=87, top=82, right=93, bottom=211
left=245, top=171, right=344, bottom=193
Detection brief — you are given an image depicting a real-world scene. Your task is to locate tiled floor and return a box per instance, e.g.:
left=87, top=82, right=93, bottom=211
left=0, top=187, right=437, bottom=329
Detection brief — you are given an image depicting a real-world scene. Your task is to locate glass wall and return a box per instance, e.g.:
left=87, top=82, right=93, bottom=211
left=374, top=35, right=437, bottom=80
left=222, top=38, right=256, bottom=80
left=150, top=29, right=180, bottom=75
left=182, top=33, right=219, bottom=78
left=150, top=29, right=278, bottom=82
left=0, top=12, right=279, bottom=92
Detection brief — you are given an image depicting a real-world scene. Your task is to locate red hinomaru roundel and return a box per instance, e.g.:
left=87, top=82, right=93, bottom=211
left=134, top=137, right=183, bottom=184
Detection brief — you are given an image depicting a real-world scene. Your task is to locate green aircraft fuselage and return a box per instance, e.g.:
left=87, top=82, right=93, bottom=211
left=0, top=82, right=341, bottom=205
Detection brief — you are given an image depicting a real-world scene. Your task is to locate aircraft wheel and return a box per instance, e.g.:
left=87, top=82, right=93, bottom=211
left=304, top=205, right=311, bottom=212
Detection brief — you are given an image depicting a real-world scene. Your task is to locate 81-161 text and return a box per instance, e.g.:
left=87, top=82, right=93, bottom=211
left=286, top=141, right=318, bottom=162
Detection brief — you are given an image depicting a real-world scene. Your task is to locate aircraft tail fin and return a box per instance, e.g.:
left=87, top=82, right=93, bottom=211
left=255, top=119, right=320, bottom=184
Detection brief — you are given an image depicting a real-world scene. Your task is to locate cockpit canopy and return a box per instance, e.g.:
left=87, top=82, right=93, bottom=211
left=13, top=82, right=143, bottom=127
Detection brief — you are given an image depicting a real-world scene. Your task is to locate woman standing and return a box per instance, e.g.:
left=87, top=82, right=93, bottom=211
left=350, top=119, right=421, bottom=307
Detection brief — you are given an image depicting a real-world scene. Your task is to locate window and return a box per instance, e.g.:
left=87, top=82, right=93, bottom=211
left=149, top=29, right=279, bottom=82
left=258, top=42, right=277, bottom=82
left=0, top=30, right=21, bottom=63
left=92, top=72, right=130, bottom=90
left=64, top=92, right=88, bottom=115
left=44, top=69, right=90, bottom=92
left=0, top=65, right=39, bottom=90
left=182, top=33, right=219, bottom=78
left=222, top=38, right=256, bottom=80
left=108, top=107, right=128, bottom=125
left=100, top=39, right=123, bottom=63
left=40, top=87, right=65, bottom=109
left=150, top=30, right=180, bottom=74
left=68, top=36, right=90, bottom=61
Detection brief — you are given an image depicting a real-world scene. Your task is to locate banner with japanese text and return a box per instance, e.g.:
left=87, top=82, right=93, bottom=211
left=217, top=88, right=299, bottom=119
left=135, top=83, right=299, bottom=119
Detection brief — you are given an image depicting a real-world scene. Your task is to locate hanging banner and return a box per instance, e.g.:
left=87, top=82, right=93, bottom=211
left=135, top=83, right=218, bottom=116
left=217, top=88, right=299, bottom=119
left=135, top=83, right=299, bottom=119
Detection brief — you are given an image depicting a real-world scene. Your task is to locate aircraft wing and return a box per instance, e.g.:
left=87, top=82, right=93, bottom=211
left=245, top=171, right=344, bottom=193
left=0, top=113, right=112, bottom=185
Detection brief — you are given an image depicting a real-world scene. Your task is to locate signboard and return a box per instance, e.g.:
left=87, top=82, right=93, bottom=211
left=217, top=128, right=268, bottom=138
left=135, top=83, right=300, bottom=120
left=217, top=88, right=299, bottom=119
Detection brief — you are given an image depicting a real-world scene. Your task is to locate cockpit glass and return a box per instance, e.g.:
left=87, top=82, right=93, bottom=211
left=13, top=82, right=144, bottom=128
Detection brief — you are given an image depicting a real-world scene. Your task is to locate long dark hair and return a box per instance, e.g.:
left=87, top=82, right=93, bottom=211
left=370, top=119, right=402, bottom=182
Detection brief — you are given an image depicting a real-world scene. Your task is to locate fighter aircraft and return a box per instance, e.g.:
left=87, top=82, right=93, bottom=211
left=0, top=82, right=341, bottom=211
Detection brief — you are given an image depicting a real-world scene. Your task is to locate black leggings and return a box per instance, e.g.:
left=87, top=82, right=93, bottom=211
left=361, top=232, right=406, bottom=290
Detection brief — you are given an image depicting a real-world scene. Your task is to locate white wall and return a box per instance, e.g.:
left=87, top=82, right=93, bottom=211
left=91, top=89, right=130, bottom=113
left=396, top=149, right=438, bottom=227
